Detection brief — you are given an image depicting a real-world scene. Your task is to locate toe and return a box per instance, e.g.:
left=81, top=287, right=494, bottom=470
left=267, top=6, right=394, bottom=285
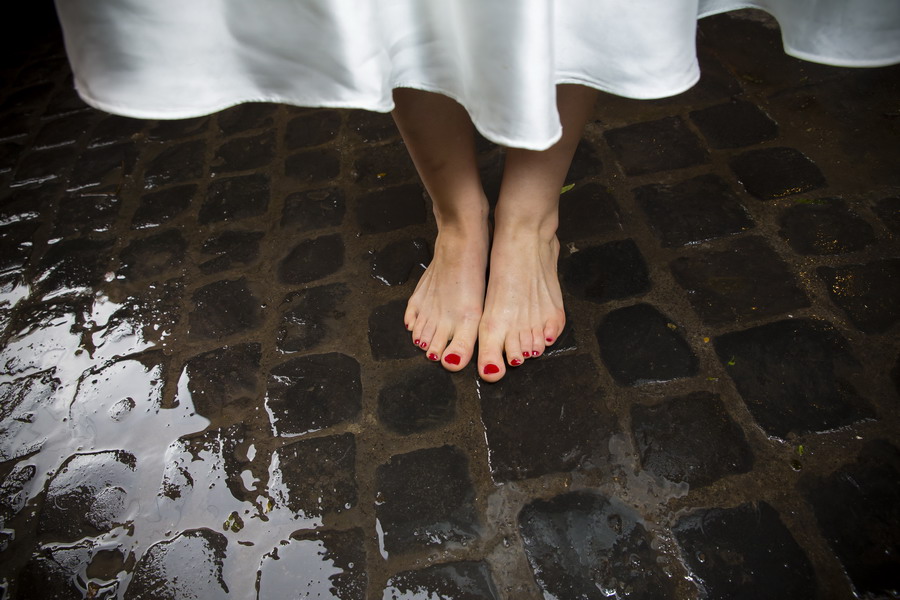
left=441, top=317, right=479, bottom=372
left=477, top=337, right=506, bottom=382
left=505, top=337, right=524, bottom=367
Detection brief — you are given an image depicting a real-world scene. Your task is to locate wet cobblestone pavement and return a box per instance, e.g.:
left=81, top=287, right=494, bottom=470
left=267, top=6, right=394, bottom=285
left=1, top=8, right=899, bottom=600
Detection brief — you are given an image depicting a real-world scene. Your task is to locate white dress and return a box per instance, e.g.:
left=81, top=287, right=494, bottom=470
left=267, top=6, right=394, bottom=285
left=55, top=0, right=900, bottom=150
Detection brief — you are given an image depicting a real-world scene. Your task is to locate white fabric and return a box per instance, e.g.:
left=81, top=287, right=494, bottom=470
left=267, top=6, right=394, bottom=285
left=55, top=0, right=900, bottom=150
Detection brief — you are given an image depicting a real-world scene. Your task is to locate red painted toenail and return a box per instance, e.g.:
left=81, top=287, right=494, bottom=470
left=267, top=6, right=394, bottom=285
left=546, top=337, right=554, bottom=343
left=533, top=350, right=541, bottom=357
left=420, top=341, right=428, bottom=349
left=484, top=364, right=500, bottom=375
left=414, top=339, right=420, bottom=345
left=510, top=358, right=522, bottom=366
left=427, top=353, right=439, bottom=361
left=445, top=353, right=461, bottom=365
left=523, top=351, right=530, bottom=358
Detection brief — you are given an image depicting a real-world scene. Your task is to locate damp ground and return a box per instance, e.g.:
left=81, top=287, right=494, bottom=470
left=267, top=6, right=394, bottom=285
left=1, top=7, right=899, bottom=600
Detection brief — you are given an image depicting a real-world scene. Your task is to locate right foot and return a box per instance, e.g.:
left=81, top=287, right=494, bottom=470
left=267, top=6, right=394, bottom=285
left=404, top=213, right=489, bottom=371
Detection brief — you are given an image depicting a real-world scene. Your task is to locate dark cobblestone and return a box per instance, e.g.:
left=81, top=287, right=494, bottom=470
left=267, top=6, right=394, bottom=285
left=33, top=112, right=93, bottom=149
left=689, top=99, right=778, bottom=148
left=132, top=183, right=196, bottom=229
left=125, top=529, right=228, bottom=600
left=277, top=233, right=344, bottom=284
left=217, top=102, right=276, bottom=136
left=278, top=283, right=351, bottom=352
left=188, top=277, right=262, bottom=340
left=604, top=116, right=708, bottom=176
left=818, top=259, right=900, bottom=333
left=519, top=491, right=677, bottom=599
left=674, top=502, right=817, bottom=599
left=68, top=141, right=137, bottom=193
left=356, top=183, right=426, bottom=234
left=479, top=354, right=611, bottom=482
left=597, top=303, right=698, bottom=386
left=182, top=343, right=261, bottom=421
left=281, top=186, right=346, bottom=230
left=0, top=221, right=38, bottom=273
left=368, top=298, right=421, bottom=360
left=565, top=139, right=604, bottom=181
left=34, top=237, right=115, bottom=297
left=285, top=147, right=341, bottom=184
left=729, top=147, right=826, bottom=200
left=201, top=172, right=270, bottom=224
left=370, top=238, right=429, bottom=286
left=13, top=145, right=75, bottom=186
left=778, top=198, right=877, bottom=255
left=561, top=239, right=650, bottom=303
left=874, top=196, right=900, bottom=233
left=347, top=109, right=398, bottom=144
left=118, top=229, right=187, bottom=280
left=384, top=561, right=499, bottom=600
left=635, top=173, right=754, bottom=247
left=265, top=353, right=361, bottom=436
left=378, top=365, right=456, bottom=435
left=199, top=230, right=263, bottom=274
left=285, top=110, right=341, bottom=148
left=143, top=140, right=204, bottom=188
left=631, top=391, right=753, bottom=487
left=88, top=114, right=144, bottom=147
left=212, top=130, right=274, bottom=173
left=715, top=318, right=874, bottom=438
left=146, top=116, right=209, bottom=140
left=557, top=182, right=621, bottom=242
left=375, top=445, right=479, bottom=555
left=353, top=139, right=417, bottom=185
left=669, top=236, right=809, bottom=326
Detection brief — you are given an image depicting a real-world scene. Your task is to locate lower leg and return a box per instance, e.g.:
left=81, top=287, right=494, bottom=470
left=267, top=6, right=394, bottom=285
left=478, top=84, right=599, bottom=381
left=392, top=88, right=489, bottom=370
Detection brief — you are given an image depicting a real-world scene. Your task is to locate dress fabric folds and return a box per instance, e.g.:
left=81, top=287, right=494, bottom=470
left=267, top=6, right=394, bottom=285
left=55, top=0, right=900, bottom=150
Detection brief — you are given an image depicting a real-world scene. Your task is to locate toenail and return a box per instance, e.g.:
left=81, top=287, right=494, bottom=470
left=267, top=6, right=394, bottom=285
left=414, top=339, right=420, bottom=346
left=510, top=358, right=522, bottom=366
left=484, top=364, right=500, bottom=375
left=445, top=353, right=461, bottom=365
left=427, top=353, right=439, bottom=361
left=523, top=351, right=530, bottom=358
left=420, top=341, right=428, bottom=348
left=546, top=337, right=554, bottom=343
left=533, top=350, right=541, bottom=357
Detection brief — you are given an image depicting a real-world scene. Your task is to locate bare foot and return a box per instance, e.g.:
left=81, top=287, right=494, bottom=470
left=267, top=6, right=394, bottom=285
left=477, top=226, right=565, bottom=382
left=405, top=216, right=489, bottom=371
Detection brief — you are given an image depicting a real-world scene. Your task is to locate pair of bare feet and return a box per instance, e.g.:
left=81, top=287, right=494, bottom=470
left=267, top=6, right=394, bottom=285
left=404, top=200, right=565, bottom=382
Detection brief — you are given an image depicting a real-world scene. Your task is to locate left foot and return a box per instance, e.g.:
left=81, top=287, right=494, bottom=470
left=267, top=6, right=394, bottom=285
left=477, top=225, right=565, bottom=382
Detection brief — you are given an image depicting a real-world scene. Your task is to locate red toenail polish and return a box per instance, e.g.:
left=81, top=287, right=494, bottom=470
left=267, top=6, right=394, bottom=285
left=414, top=339, right=420, bottom=345
left=533, top=350, right=541, bottom=357
left=510, top=358, right=522, bottom=366
left=420, top=341, right=428, bottom=349
left=523, top=351, right=531, bottom=358
left=445, top=353, right=461, bottom=365
left=546, top=337, right=554, bottom=343
left=428, top=353, right=439, bottom=361
left=484, top=364, right=500, bottom=375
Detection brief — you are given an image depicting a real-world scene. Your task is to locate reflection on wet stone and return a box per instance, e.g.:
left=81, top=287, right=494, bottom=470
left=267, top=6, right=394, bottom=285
left=285, top=147, right=341, bottom=184
left=35, top=237, right=115, bottom=297
left=0, top=463, right=37, bottom=524
left=778, top=199, right=876, bottom=255
left=0, top=371, right=58, bottom=462
left=125, top=529, right=229, bottom=600
left=631, top=391, right=753, bottom=487
left=281, top=187, right=346, bottom=231
left=669, top=236, right=809, bottom=326
left=597, top=304, right=698, bottom=386
left=378, top=365, right=455, bottom=435
left=188, top=277, right=262, bottom=340
left=729, top=147, right=825, bottom=200
left=93, top=281, right=184, bottom=358
left=259, top=529, right=367, bottom=600
left=519, top=491, right=676, bottom=599
left=266, top=353, right=361, bottom=436
left=34, top=112, right=93, bottom=149
left=13, top=145, right=75, bottom=186
left=356, top=184, right=425, bottom=234
left=604, top=116, right=708, bottom=176
left=801, top=440, right=900, bottom=598
left=268, top=433, right=357, bottom=519
left=376, top=445, right=479, bottom=555
left=480, top=354, right=610, bottom=482
left=285, top=110, right=341, bottom=148
left=557, top=183, right=621, bottom=242
left=199, top=230, right=263, bottom=274
left=689, top=99, right=778, bottom=148
left=67, top=141, right=137, bottom=191
left=384, top=561, right=500, bottom=600
left=18, top=541, right=96, bottom=600
left=201, top=172, right=270, bottom=224
left=132, top=183, right=196, bottom=229
left=674, top=502, right=816, bottom=599
left=143, top=140, right=204, bottom=188
left=371, top=238, right=429, bottom=286
left=182, top=343, right=261, bottom=420
left=0, top=220, right=39, bottom=272
left=277, top=233, right=344, bottom=284
left=818, top=259, right=900, bottom=333
left=39, top=450, right=137, bottom=539
left=368, top=298, right=420, bottom=360
left=561, top=239, right=650, bottom=303
left=715, top=318, right=874, bottom=438
left=278, top=283, right=350, bottom=352
left=118, top=229, right=187, bottom=280
left=54, top=191, right=121, bottom=236
left=89, top=114, right=144, bottom=147
left=635, top=174, right=754, bottom=247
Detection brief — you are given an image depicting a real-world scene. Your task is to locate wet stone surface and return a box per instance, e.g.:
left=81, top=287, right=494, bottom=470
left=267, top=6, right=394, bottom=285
left=201, top=173, right=270, bottom=224
left=561, top=239, right=650, bottom=304
left=778, top=198, right=876, bottom=255
left=596, top=303, right=698, bottom=386
left=124, top=529, right=229, bottom=600
left=604, top=116, right=708, bottom=176
left=285, top=147, right=341, bottom=184
left=383, top=561, right=500, bottom=600
left=634, top=173, right=754, bottom=247
left=377, top=364, right=456, bottom=435
left=131, top=183, right=196, bottom=229
left=375, top=445, right=479, bottom=555
left=266, top=353, right=361, bottom=436
left=557, top=182, right=621, bottom=242
left=688, top=99, right=778, bottom=148
left=817, top=259, right=900, bottom=333
left=669, top=236, right=809, bottom=326
left=277, top=233, right=345, bottom=285
left=188, top=277, right=262, bottom=340
left=143, top=140, right=205, bottom=188
left=356, top=184, right=426, bottom=234
left=199, top=230, right=263, bottom=274
left=354, top=139, right=418, bottom=186
left=479, top=354, right=612, bottom=482
left=213, top=130, right=274, bottom=174
left=258, top=528, right=367, bottom=600
left=182, top=343, right=261, bottom=421
left=874, top=196, right=900, bottom=233
left=54, top=191, right=121, bottom=236
left=368, top=298, right=421, bottom=360
left=278, top=283, right=351, bottom=352
left=631, top=391, right=754, bottom=488
left=801, top=440, right=900, bottom=598
left=34, top=237, right=115, bottom=298
left=519, top=491, right=677, bottom=599
left=217, top=102, right=276, bottom=136
left=118, top=228, right=187, bottom=280
left=281, top=186, right=346, bottom=231
left=67, top=141, right=137, bottom=192
left=370, top=238, right=429, bottom=286
left=728, top=147, right=826, bottom=200
left=674, top=502, right=817, bottom=599
left=285, top=110, right=341, bottom=148
left=715, top=318, right=874, bottom=438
